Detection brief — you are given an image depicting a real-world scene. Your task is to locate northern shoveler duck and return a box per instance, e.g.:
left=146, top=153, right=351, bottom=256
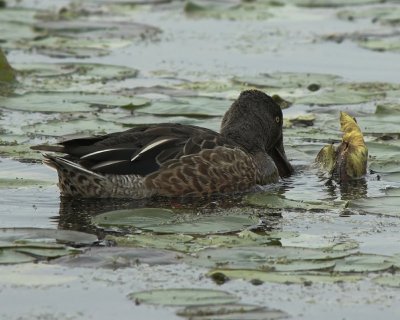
left=31, top=90, right=293, bottom=198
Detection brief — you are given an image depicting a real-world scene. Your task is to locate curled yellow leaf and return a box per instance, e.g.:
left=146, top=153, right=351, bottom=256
left=315, top=112, right=368, bottom=182
left=337, top=111, right=368, bottom=181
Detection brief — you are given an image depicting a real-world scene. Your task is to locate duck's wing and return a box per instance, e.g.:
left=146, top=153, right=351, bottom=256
left=32, top=123, right=232, bottom=176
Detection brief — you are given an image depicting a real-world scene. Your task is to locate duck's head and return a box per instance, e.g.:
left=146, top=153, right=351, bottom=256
left=220, top=89, right=294, bottom=178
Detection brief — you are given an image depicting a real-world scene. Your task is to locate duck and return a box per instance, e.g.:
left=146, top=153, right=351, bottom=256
left=31, top=90, right=294, bottom=198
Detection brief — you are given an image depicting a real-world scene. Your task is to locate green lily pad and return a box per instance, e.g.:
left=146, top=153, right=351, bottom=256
left=0, top=178, right=54, bottom=189
left=137, top=97, right=230, bottom=118
left=147, top=215, right=257, bottom=234
left=15, top=247, right=76, bottom=259
left=128, top=288, right=238, bottom=306
left=333, top=254, right=394, bottom=273
left=23, top=118, right=124, bottom=137
left=245, top=192, right=345, bottom=211
left=52, top=247, right=179, bottom=268
left=107, top=233, right=196, bottom=252
left=177, top=304, right=288, bottom=320
left=338, top=7, right=400, bottom=26
left=207, top=269, right=362, bottom=284
left=294, top=85, right=384, bottom=105
left=187, top=246, right=351, bottom=269
left=358, top=37, right=400, bottom=52
left=95, top=208, right=257, bottom=235
left=0, top=92, right=138, bottom=113
left=373, top=274, right=400, bottom=288
left=350, top=196, right=400, bottom=217
left=0, top=228, right=98, bottom=246
left=16, top=62, right=138, bottom=83
left=184, top=0, right=274, bottom=20
left=93, top=208, right=176, bottom=228
left=233, top=72, right=341, bottom=90
left=293, top=0, right=382, bottom=7
left=0, top=249, right=36, bottom=264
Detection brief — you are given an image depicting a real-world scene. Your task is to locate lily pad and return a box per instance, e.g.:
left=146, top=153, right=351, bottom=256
left=0, top=249, right=36, bottom=264
left=294, top=86, right=384, bottom=106
left=350, top=196, right=400, bottom=217
left=187, top=246, right=351, bottom=269
left=95, top=209, right=257, bottom=235
left=147, top=215, right=257, bottom=234
left=0, top=92, right=138, bottom=113
left=207, top=269, right=362, bottom=284
left=245, top=192, right=344, bottom=211
left=373, top=274, right=400, bottom=288
left=0, top=178, right=54, bottom=189
left=333, top=254, right=394, bottom=273
left=23, top=118, right=124, bottom=137
left=128, top=288, right=238, bottom=306
left=358, top=37, right=400, bottom=53
left=92, top=208, right=176, bottom=228
left=137, top=97, right=230, bottom=118
left=52, top=247, right=179, bottom=268
left=293, top=0, right=383, bottom=7
left=0, top=228, right=98, bottom=246
left=184, top=0, right=274, bottom=20
left=177, top=304, right=288, bottom=320
left=16, top=62, right=138, bottom=82
left=233, top=72, right=341, bottom=90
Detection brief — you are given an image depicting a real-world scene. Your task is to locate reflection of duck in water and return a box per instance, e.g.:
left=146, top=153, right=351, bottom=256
left=32, top=90, right=293, bottom=198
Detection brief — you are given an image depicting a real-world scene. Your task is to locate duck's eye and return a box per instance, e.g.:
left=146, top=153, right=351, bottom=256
left=275, top=116, right=281, bottom=123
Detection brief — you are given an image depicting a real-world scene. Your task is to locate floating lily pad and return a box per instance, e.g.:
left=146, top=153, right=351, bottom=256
left=245, top=192, right=344, bottom=211
left=187, top=246, right=351, bottom=270
left=92, top=208, right=176, bottom=228
left=107, top=233, right=195, bottom=252
left=350, top=196, right=400, bottom=217
left=373, top=274, right=400, bottom=288
left=23, top=118, right=124, bottom=137
left=233, top=72, right=341, bottom=90
left=0, top=178, right=54, bottom=189
left=128, top=288, right=238, bottom=306
left=207, top=269, right=362, bottom=284
left=184, top=0, right=274, bottom=20
left=177, top=304, right=288, bottom=320
left=137, top=97, right=230, bottom=118
left=337, top=7, right=400, bottom=26
left=53, top=247, right=179, bottom=268
left=293, top=0, right=382, bottom=7
left=147, top=215, right=257, bottom=234
left=333, top=254, right=394, bottom=273
left=294, top=86, right=384, bottom=105
left=0, top=249, right=36, bottom=264
left=0, top=228, right=98, bottom=245
left=95, top=209, right=257, bottom=235
left=358, top=37, right=400, bottom=52
left=0, top=92, right=138, bottom=113
left=16, top=63, right=138, bottom=82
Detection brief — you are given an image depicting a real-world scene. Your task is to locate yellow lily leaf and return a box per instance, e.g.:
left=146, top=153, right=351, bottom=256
left=336, top=111, right=368, bottom=181
left=315, top=143, right=336, bottom=175
left=315, top=112, right=368, bottom=182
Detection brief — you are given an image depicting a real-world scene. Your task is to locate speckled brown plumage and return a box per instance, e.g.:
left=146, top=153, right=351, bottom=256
left=32, top=90, right=293, bottom=198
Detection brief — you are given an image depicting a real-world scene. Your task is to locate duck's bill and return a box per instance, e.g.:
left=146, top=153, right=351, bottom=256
left=270, top=142, right=294, bottom=178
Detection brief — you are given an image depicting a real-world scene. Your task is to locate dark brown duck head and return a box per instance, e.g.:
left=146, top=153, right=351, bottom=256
left=220, top=89, right=294, bottom=178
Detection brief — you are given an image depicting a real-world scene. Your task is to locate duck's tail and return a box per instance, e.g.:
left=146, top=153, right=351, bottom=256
left=42, top=153, right=106, bottom=197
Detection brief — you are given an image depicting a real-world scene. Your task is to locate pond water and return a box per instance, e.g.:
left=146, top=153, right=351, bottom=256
left=1, top=0, right=400, bottom=319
